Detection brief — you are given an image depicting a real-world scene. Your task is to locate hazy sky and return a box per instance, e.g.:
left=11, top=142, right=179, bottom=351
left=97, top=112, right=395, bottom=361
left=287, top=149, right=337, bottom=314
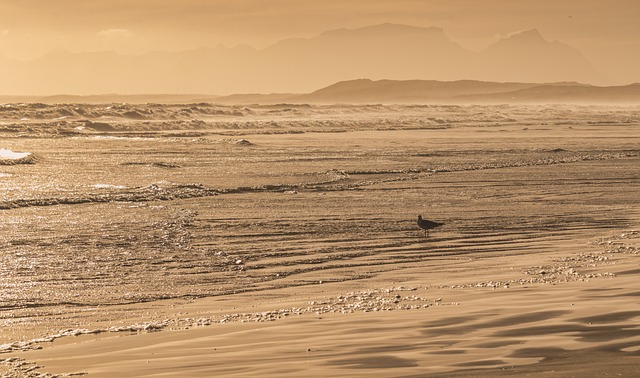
left=1, top=0, right=639, bottom=83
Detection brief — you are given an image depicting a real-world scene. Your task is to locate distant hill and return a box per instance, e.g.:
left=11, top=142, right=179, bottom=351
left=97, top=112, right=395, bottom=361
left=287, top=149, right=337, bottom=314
left=0, top=24, right=611, bottom=95
left=294, top=79, right=540, bottom=103
left=457, top=83, right=640, bottom=104
left=285, top=79, right=639, bottom=104
left=477, top=29, right=605, bottom=84
left=5, top=80, right=639, bottom=105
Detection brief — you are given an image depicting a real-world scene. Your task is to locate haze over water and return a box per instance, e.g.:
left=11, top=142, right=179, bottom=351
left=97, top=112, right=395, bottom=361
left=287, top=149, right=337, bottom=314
left=0, top=0, right=639, bottom=95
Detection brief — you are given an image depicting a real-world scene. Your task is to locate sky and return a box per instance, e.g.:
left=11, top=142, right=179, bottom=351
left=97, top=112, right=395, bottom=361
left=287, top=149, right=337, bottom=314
left=0, top=0, right=639, bottom=84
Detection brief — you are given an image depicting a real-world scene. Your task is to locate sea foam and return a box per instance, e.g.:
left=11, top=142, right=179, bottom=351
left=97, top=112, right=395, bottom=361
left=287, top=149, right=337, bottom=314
left=0, top=149, right=31, bottom=160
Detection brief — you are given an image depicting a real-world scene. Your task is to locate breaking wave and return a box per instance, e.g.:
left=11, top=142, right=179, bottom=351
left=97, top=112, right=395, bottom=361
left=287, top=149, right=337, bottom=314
left=0, top=151, right=637, bottom=211
left=0, top=182, right=220, bottom=210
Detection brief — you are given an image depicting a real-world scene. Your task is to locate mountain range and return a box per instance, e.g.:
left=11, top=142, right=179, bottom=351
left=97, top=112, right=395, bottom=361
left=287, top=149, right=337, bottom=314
left=288, top=79, right=640, bottom=104
left=0, top=24, right=611, bottom=95
left=3, top=79, right=638, bottom=105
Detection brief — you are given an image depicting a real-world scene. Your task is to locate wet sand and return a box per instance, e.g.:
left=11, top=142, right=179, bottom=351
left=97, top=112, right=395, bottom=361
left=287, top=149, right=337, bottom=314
left=1, top=104, right=639, bottom=376
left=11, top=253, right=640, bottom=377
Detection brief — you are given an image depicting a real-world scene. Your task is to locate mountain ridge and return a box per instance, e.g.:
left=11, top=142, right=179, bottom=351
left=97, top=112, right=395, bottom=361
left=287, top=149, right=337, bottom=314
left=3, top=79, right=637, bottom=105
left=0, top=24, right=613, bottom=95
left=289, top=79, right=639, bottom=104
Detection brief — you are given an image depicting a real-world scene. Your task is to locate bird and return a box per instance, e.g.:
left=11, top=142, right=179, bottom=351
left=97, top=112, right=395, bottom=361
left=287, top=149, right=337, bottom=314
left=417, top=215, right=443, bottom=237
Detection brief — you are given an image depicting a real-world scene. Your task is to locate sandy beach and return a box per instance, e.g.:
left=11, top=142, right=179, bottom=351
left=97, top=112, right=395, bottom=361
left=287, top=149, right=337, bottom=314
left=1, top=104, right=639, bottom=377
left=4, top=229, right=640, bottom=377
